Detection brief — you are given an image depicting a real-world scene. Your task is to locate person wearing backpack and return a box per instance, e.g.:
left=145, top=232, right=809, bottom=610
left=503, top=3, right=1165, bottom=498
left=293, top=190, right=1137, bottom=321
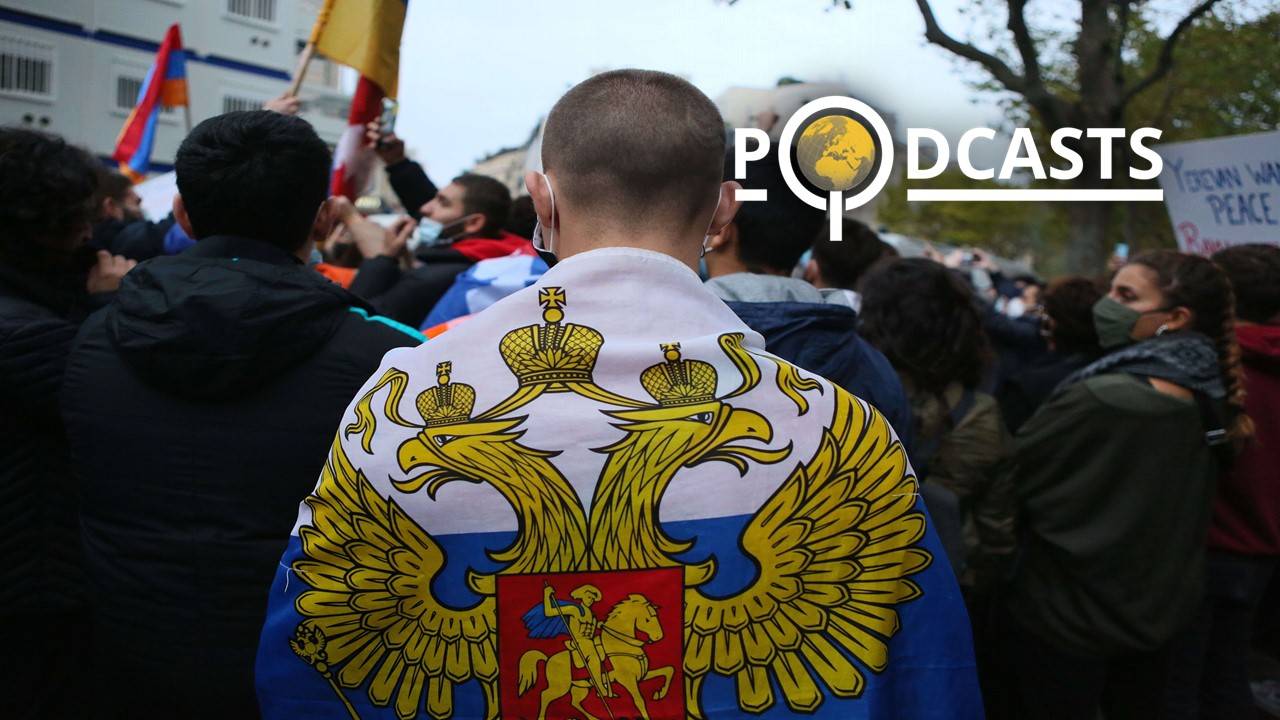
left=1002, top=250, right=1249, bottom=720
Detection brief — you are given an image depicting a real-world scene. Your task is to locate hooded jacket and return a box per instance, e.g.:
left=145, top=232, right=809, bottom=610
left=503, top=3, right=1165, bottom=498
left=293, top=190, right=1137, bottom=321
left=0, top=261, right=100, bottom=619
left=350, top=231, right=531, bottom=329
left=60, top=235, right=423, bottom=718
left=1009, top=334, right=1225, bottom=656
left=705, top=272, right=913, bottom=449
left=1208, top=323, right=1280, bottom=556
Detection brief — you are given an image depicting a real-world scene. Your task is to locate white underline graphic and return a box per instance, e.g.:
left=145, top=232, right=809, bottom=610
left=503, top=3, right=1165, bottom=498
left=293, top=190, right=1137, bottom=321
left=907, top=189, right=1164, bottom=202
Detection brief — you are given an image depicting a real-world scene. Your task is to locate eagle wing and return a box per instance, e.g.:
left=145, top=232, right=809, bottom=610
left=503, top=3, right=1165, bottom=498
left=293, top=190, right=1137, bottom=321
left=683, top=389, right=932, bottom=717
left=292, top=437, right=498, bottom=720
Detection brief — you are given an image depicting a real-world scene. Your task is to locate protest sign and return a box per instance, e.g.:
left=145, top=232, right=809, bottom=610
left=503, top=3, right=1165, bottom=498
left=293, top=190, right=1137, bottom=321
left=1156, top=130, right=1280, bottom=255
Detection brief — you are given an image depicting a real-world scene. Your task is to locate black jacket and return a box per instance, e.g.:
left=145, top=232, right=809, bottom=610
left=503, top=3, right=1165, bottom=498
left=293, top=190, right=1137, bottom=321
left=60, top=236, right=422, bottom=718
left=0, top=263, right=99, bottom=619
left=997, top=351, right=1098, bottom=433
left=91, top=215, right=176, bottom=261
left=385, top=158, right=438, bottom=219
left=348, top=245, right=471, bottom=329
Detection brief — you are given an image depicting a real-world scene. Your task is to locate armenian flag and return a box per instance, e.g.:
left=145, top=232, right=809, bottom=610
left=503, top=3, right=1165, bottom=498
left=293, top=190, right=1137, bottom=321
left=307, top=0, right=408, bottom=198
left=112, top=24, right=188, bottom=183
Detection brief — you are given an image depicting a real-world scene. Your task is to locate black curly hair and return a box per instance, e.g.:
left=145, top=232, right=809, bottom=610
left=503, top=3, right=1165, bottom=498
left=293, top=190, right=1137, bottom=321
left=0, top=127, right=99, bottom=269
left=1213, top=244, right=1280, bottom=324
left=858, top=257, right=992, bottom=394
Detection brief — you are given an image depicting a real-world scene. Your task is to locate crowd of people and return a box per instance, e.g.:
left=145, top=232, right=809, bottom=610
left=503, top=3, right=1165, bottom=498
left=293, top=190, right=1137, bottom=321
left=2, top=68, right=1277, bottom=720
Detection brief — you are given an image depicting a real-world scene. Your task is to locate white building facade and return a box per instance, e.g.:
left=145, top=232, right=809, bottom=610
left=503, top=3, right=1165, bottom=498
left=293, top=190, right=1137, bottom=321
left=0, top=0, right=352, bottom=175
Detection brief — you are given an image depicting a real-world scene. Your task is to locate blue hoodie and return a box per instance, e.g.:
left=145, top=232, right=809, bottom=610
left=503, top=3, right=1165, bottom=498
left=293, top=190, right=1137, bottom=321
left=706, top=272, right=914, bottom=452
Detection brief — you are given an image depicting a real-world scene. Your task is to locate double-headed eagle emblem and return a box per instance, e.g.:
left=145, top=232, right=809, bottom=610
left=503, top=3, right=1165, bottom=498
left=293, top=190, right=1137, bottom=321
left=288, top=287, right=932, bottom=719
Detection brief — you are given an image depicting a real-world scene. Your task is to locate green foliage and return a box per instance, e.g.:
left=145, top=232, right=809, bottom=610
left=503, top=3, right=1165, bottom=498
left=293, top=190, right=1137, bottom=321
left=890, top=3, right=1278, bottom=269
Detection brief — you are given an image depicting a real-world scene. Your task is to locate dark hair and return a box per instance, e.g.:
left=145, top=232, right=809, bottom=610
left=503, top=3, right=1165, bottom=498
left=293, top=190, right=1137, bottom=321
left=1131, top=249, right=1252, bottom=441
left=1042, top=276, right=1103, bottom=355
left=542, top=69, right=725, bottom=228
left=859, top=257, right=991, bottom=394
left=453, top=173, right=511, bottom=236
left=1213, top=244, right=1280, bottom=324
left=506, top=194, right=537, bottom=240
left=93, top=166, right=134, bottom=215
left=722, top=146, right=825, bottom=273
left=175, top=110, right=330, bottom=252
left=811, top=218, right=896, bottom=289
left=0, top=127, right=98, bottom=267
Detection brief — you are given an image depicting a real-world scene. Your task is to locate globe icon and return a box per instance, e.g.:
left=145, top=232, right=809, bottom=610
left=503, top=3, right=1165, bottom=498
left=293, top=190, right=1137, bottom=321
left=795, top=114, right=877, bottom=192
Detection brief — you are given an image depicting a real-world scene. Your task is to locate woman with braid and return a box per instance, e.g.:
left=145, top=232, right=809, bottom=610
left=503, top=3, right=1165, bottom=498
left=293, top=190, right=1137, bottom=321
left=998, top=250, right=1249, bottom=720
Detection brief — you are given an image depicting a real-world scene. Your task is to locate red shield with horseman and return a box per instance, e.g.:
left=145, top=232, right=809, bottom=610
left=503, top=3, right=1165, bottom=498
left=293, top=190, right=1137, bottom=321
left=496, top=567, right=685, bottom=719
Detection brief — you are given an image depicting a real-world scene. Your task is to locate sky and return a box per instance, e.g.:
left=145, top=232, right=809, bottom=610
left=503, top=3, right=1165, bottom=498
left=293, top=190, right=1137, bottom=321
left=393, top=0, right=1018, bottom=182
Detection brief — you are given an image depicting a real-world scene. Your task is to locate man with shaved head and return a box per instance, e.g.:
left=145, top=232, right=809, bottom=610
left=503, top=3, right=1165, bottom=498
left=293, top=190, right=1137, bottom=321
left=257, top=70, right=981, bottom=719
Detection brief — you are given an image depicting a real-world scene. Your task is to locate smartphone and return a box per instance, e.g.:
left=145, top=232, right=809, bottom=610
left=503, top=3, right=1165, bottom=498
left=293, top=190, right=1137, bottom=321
left=377, top=98, right=398, bottom=144
left=1114, top=242, right=1129, bottom=261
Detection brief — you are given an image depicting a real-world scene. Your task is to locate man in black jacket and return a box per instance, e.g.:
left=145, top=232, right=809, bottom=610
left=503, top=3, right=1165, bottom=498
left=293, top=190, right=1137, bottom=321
left=349, top=171, right=526, bottom=329
left=60, top=111, right=423, bottom=719
left=0, top=128, right=135, bottom=720
left=90, top=166, right=178, bottom=261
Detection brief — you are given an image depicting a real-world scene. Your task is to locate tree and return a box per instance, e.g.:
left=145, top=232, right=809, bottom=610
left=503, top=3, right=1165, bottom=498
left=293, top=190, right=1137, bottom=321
left=727, top=0, right=1273, bottom=271
left=910, top=0, right=1230, bottom=272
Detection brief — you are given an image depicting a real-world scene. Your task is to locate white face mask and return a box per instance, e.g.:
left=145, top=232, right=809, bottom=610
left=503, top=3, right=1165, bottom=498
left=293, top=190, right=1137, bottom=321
left=701, top=185, right=724, bottom=258
left=530, top=171, right=557, bottom=257
left=530, top=154, right=723, bottom=262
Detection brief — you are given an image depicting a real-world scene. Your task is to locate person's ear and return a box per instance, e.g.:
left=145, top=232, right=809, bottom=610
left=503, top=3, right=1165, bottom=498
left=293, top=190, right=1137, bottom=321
left=461, top=213, right=487, bottom=236
left=172, top=195, right=196, bottom=239
left=707, top=222, right=734, bottom=253
left=525, top=170, right=555, bottom=229
left=308, top=197, right=336, bottom=248
left=709, top=180, right=743, bottom=237
left=101, top=197, right=120, bottom=222
left=1164, top=305, right=1193, bottom=333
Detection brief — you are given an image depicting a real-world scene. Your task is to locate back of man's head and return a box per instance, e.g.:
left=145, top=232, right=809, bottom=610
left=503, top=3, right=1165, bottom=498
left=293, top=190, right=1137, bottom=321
left=541, top=69, right=725, bottom=230
left=724, top=147, right=825, bottom=274
left=453, top=173, right=512, bottom=236
left=811, top=218, right=895, bottom=290
left=175, top=111, right=330, bottom=251
left=0, top=127, right=98, bottom=267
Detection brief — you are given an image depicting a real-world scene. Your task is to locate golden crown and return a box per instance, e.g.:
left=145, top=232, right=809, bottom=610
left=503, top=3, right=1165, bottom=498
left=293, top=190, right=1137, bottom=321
left=415, top=362, right=475, bottom=427
left=499, top=287, right=604, bottom=390
left=640, top=343, right=718, bottom=406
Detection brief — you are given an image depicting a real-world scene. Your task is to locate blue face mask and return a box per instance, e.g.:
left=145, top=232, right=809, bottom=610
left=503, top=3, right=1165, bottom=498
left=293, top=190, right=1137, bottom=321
left=412, top=215, right=475, bottom=250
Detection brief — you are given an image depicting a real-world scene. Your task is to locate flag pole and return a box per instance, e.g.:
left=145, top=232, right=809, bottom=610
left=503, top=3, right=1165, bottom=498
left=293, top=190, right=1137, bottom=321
left=287, top=41, right=316, bottom=98
left=288, top=0, right=332, bottom=98
left=183, top=103, right=193, bottom=134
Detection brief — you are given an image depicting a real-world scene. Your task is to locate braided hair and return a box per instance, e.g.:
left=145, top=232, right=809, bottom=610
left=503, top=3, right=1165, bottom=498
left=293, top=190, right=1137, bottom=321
left=1131, top=250, right=1253, bottom=442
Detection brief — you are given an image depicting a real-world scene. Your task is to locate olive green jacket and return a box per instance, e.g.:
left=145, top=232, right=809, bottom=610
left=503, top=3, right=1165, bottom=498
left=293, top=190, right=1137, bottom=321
left=1008, top=372, right=1217, bottom=656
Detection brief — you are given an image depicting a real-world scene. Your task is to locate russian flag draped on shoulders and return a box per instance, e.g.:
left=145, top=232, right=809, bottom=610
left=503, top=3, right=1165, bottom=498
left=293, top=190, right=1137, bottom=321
left=309, top=0, right=408, bottom=199
left=256, top=246, right=984, bottom=719
left=113, top=24, right=187, bottom=182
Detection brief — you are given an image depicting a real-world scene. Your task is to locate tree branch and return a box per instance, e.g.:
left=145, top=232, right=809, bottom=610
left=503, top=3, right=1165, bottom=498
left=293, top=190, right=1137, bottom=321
left=1122, top=0, right=1223, bottom=105
left=915, top=0, right=1070, bottom=128
left=914, top=0, right=1027, bottom=94
left=1007, top=0, right=1042, bottom=90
